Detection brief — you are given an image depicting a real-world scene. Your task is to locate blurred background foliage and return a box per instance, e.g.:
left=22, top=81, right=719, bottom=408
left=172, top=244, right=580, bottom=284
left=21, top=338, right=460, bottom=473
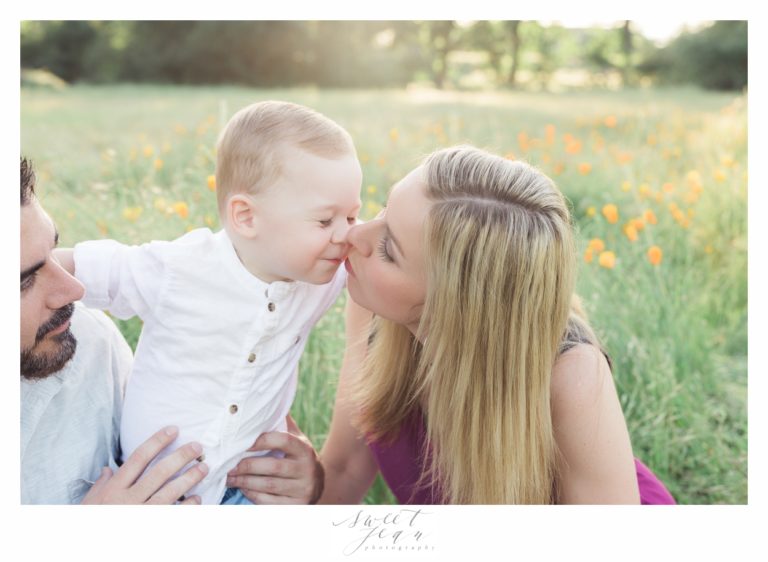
left=21, top=20, right=747, bottom=91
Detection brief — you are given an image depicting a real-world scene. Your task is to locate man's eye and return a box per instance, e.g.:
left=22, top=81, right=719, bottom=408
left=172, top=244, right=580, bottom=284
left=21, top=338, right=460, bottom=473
left=319, top=218, right=333, bottom=227
left=347, top=216, right=357, bottom=225
left=21, top=273, right=37, bottom=292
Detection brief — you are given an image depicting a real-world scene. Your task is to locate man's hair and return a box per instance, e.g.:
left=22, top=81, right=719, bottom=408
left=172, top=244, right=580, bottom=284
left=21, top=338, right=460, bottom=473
left=21, top=157, right=36, bottom=206
left=214, top=100, right=355, bottom=212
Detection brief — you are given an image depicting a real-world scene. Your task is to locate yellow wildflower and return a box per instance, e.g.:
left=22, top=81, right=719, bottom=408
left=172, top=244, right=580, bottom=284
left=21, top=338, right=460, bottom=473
left=389, top=128, right=399, bottom=142
left=584, top=247, right=594, bottom=263
left=623, top=223, right=639, bottom=242
left=588, top=238, right=605, bottom=252
left=143, top=145, right=154, bottom=158
left=647, top=246, right=662, bottom=266
left=545, top=124, right=556, bottom=145
left=578, top=162, right=592, bottom=175
left=662, top=182, right=675, bottom=193
left=173, top=201, right=189, bottom=219
left=602, top=204, right=619, bottom=224
left=586, top=206, right=596, bottom=218
left=598, top=251, right=616, bottom=269
left=154, top=158, right=164, bottom=170
left=714, top=169, right=726, bottom=183
left=565, top=139, right=582, bottom=155
left=207, top=175, right=216, bottom=191
left=122, top=206, right=143, bottom=223
left=621, top=181, right=632, bottom=192
left=643, top=209, right=658, bottom=225
left=367, top=185, right=377, bottom=195
left=603, top=115, right=617, bottom=128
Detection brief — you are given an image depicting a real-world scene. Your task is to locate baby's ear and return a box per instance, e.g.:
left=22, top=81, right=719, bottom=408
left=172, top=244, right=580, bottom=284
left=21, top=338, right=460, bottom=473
left=226, top=193, right=259, bottom=237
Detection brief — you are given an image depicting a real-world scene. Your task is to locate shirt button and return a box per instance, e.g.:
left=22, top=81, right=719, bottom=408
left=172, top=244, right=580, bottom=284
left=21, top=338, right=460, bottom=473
left=268, top=302, right=275, bottom=312
left=247, top=352, right=256, bottom=363
left=229, top=404, right=238, bottom=414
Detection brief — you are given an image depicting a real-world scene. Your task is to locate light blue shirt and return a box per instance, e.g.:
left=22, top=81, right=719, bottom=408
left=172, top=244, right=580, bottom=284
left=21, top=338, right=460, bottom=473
left=21, top=304, right=132, bottom=504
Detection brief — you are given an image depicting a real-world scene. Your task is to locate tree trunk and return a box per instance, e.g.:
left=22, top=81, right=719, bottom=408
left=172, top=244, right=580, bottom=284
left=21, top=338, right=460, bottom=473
left=621, top=20, right=633, bottom=86
left=507, top=21, right=521, bottom=88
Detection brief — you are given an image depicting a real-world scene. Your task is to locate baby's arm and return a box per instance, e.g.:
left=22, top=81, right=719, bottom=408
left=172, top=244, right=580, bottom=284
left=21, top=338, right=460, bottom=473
left=63, top=238, right=169, bottom=320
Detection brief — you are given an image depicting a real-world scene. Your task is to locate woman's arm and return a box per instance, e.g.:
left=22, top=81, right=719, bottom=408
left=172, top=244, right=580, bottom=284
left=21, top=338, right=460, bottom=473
left=551, top=344, right=641, bottom=504
left=317, top=295, right=381, bottom=504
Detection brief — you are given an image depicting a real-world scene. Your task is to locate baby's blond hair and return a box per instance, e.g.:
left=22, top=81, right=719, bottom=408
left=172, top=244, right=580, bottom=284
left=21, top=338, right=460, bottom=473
left=215, top=100, right=355, bottom=211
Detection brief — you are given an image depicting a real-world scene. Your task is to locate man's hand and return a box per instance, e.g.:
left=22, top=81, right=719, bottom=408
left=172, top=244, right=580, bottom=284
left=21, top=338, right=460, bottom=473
left=226, top=415, right=324, bottom=504
left=82, top=426, right=208, bottom=504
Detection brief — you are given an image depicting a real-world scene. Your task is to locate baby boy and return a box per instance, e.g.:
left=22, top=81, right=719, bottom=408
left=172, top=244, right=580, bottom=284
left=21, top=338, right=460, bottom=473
left=57, top=101, right=362, bottom=504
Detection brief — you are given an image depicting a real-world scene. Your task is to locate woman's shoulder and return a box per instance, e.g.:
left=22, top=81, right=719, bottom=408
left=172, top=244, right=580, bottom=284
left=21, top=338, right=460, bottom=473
left=551, top=343, right=613, bottom=412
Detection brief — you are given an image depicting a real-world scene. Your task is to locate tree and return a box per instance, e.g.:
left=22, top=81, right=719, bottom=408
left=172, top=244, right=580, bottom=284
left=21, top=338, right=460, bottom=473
left=420, top=21, right=459, bottom=89
left=638, top=21, right=747, bottom=90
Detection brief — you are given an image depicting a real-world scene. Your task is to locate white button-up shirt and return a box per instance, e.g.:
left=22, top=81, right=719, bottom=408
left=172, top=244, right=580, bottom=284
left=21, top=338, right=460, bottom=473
left=21, top=304, right=131, bottom=504
left=73, top=228, right=346, bottom=504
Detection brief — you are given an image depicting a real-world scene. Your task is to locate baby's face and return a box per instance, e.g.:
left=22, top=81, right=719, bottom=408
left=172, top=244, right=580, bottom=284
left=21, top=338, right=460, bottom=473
left=244, top=148, right=362, bottom=284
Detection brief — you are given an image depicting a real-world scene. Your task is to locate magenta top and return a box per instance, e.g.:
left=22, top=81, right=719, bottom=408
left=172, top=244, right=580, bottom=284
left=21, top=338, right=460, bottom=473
left=368, top=408, right=676, bottom=505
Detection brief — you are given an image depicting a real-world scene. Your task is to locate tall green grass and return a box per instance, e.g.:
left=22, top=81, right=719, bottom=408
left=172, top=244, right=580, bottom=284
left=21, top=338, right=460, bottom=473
left=21, top=85, right=746, bottom=504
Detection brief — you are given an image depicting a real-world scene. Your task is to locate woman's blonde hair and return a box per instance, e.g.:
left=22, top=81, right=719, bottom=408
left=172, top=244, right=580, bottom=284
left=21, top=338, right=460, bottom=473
left=354, top=145, right=601, bottom=504
left=215, top=100, right=354, bottom=211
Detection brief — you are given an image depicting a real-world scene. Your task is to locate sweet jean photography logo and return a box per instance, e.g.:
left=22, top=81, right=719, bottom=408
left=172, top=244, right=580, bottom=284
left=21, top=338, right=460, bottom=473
left=331, top=508, right=436, bottom=555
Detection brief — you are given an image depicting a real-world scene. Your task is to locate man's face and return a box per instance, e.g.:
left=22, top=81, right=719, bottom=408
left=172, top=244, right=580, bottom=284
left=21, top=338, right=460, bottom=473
left=20, top=198, right=85, bottom=380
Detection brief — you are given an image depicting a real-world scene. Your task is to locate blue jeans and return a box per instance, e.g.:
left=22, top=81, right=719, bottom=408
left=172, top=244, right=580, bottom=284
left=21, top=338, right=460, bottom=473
left=220, top=487, right=254, bottom=505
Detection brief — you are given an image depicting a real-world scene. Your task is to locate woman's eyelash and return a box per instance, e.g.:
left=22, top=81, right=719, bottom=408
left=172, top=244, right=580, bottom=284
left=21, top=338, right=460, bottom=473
left=319, top=218, right=333, bottom=227
left=377, top=237, right=394, bottom=262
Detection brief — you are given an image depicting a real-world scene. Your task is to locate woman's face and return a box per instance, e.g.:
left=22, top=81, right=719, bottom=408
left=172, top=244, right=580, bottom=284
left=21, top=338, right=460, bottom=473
left=344, top=166, right=432, bottom=334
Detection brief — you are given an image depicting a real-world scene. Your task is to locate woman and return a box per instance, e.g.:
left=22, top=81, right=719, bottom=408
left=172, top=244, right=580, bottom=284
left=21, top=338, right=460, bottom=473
left=226, top=145, right=675, bottom=504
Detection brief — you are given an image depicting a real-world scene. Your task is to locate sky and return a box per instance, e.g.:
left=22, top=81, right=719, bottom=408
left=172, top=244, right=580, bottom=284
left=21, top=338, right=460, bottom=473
left=541, top=19, right=713, bottom=45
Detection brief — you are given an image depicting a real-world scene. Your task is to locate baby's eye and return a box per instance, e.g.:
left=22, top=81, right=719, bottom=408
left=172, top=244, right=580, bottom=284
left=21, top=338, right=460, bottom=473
left=347, top=216, right=357, bottom=225
left=319, top=218, right=333, bottom=227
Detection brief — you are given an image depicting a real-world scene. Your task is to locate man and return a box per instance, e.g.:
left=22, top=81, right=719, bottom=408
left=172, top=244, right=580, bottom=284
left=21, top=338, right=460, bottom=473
left=20, top=157, right=207, bottom=504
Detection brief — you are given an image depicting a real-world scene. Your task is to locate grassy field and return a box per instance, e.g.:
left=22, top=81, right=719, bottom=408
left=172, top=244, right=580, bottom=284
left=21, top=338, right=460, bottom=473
left=21, top=84, right=747, bottom=504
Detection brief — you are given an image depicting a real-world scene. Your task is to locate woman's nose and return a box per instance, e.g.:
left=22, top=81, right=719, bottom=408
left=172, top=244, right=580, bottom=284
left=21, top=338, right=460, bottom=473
left=346, top=220, right=376, bottom=257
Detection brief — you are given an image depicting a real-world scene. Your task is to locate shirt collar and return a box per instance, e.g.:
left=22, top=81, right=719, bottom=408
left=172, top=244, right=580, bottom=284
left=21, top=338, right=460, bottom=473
left=214, top=229, right=298, bottom=300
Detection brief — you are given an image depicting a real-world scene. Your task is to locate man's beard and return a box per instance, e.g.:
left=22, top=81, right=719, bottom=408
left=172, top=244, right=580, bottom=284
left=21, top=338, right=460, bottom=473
left=21, top=303, right=78, bottom=381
